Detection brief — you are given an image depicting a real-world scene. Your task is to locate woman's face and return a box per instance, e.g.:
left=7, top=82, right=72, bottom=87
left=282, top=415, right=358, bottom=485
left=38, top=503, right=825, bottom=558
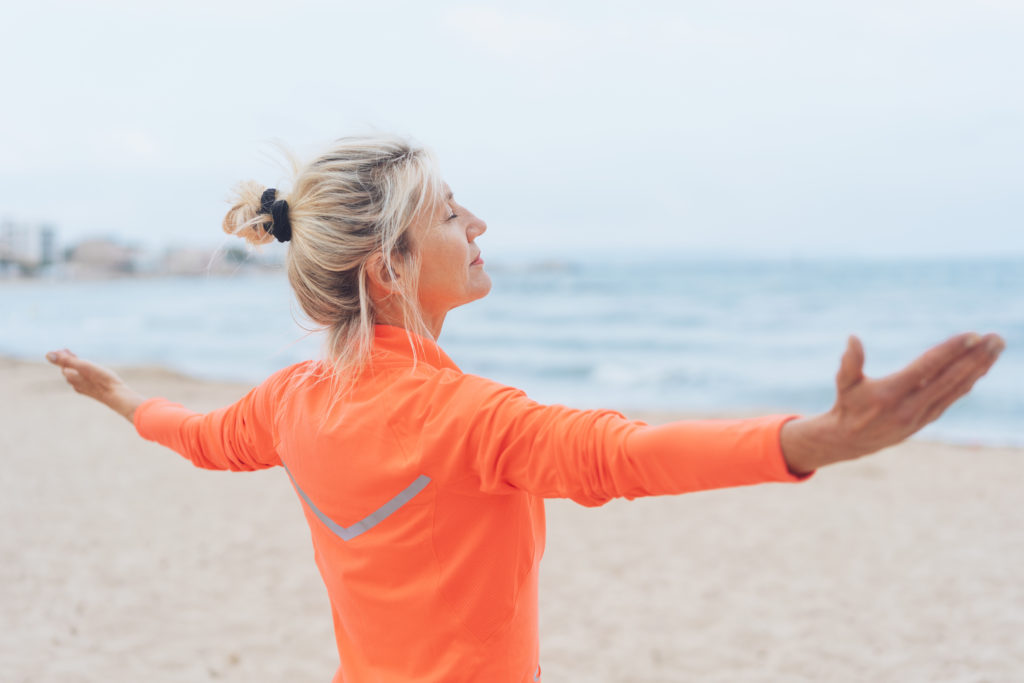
left=409, top=187, right=491, bottom=332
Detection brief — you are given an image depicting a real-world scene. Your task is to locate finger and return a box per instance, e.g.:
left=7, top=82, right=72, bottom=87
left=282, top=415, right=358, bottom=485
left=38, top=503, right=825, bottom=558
left=62, top=366, right=82, bottom=386
left=919, top=344, right=1001, bottom=425
left=48, top=350, right=89, bottom=372
left=920, top=373, right=982, bottom=426
left=47, top=349, right=75, bottom=365
left=910, top=336, right=1000, bottom=418
left=890, top=332, right=982, bottom=394
left=836, top=335, right=865, bottom=392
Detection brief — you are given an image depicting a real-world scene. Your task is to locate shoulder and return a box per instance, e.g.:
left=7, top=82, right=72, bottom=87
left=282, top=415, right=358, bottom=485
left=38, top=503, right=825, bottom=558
left=262, top=359, right=320, bottom=385
left=417, top=368, right=633, bottom=438
left=422, top=366, right=528, bottom=402
left=367, top=364, right=530, bottom=431
left=250, top=360, right=324, bottom=401
left=412, top=369, right=563, bottom=438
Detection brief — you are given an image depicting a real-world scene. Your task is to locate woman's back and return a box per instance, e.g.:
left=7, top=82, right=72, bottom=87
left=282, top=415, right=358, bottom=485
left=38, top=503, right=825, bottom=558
left=278, top=327, right=545, bottom=681
left=136, top=325, right=548, bottom=680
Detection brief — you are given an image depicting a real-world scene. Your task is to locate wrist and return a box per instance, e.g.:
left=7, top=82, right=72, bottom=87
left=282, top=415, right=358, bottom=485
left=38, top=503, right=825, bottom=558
left=106, top=387, right=147, bottom=423
left=780, top=413, right=847, bottom=474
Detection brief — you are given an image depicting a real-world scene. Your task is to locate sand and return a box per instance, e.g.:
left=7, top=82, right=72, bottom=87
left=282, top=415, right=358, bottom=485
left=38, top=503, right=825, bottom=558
left=2, top=356, right=1021, bottom=682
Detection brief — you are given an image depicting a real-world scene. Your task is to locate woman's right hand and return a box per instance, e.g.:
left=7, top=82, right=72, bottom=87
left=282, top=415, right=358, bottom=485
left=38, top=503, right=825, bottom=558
left=46, top=349, right=147, bottom=422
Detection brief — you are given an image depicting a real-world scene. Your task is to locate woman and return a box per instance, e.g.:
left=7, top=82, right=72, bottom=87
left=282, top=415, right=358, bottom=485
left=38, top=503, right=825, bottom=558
left=47, top=135, right=1004, bottom=682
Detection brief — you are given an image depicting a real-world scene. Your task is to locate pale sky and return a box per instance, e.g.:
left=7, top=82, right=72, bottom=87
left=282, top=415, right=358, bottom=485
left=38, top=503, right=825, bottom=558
left=2, top=0, right=1022, bottom=258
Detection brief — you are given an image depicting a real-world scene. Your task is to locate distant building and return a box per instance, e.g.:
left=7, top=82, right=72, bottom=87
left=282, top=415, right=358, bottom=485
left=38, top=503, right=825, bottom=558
left=161, top=246, right=228, bottom=276
left=65, top=238, right=141, bottom=278
left=161, top=244, right=285, bottom=276
left=0, top=219, right=57, bottom=276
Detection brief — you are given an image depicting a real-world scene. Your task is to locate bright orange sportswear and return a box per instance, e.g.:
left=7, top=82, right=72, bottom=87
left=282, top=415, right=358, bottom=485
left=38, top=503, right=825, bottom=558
left=134, top=324, right=810, bottom=682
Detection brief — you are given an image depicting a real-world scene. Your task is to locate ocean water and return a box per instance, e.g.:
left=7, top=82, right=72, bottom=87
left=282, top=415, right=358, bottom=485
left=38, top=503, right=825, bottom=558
left=2, top=257, right=1021, bottom=446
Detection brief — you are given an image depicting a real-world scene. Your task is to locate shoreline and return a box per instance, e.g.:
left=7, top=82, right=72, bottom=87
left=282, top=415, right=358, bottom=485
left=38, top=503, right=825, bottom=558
left=6, top=353, right=1019, bottom=449
left=3, top=355, right=1022, bottom=681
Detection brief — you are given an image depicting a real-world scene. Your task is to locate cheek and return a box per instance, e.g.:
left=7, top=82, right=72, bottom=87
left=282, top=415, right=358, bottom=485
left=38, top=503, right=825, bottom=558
left=413, top=228, right=477, bottom=301
left=418, top=246, right=467, bottom=294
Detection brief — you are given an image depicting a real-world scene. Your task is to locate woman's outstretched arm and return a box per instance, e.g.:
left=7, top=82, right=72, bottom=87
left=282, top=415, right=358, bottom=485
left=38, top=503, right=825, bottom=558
left=780, top=332, right=1005, bottom=474
left=449, top=331, right=1004, bottom=505
left=46, top=348, right=288, bottom=471
left=46, top=349, right=146, bottom=421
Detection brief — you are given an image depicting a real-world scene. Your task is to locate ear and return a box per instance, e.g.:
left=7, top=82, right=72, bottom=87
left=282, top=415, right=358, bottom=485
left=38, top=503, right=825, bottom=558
left=366, top=252, right=402, bottom=297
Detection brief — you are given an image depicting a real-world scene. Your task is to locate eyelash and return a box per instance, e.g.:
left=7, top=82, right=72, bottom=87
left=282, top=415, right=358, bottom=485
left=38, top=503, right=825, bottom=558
left=446, top=212, right=458, bottom=221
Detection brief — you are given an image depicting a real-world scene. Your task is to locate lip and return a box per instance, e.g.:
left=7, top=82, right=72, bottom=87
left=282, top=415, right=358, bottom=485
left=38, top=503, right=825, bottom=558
left=470, top=254, right=484, bottom=266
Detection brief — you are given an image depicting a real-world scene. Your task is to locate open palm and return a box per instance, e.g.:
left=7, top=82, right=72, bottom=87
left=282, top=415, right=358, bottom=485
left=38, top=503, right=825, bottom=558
left=46, top=349, right=144, bottom=421
left=782, top=332, right=1005, bottom=472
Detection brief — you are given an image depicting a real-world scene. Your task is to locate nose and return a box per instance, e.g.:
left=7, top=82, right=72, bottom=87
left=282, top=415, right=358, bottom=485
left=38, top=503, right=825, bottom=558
left=468, top=213, right=487, bottom=240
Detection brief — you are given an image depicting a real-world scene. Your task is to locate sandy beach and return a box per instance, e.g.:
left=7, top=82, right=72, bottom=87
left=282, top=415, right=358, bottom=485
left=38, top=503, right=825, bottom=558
left=2, top=356, right=1021, bottom=682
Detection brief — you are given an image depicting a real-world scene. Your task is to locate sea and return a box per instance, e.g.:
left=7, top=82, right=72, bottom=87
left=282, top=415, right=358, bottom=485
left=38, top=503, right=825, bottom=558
left=2, top=256, right=1021, bottom=447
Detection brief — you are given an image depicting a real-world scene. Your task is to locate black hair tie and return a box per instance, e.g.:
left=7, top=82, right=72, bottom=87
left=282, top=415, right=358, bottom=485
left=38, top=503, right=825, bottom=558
left=259, top=188, right=292, bottom=243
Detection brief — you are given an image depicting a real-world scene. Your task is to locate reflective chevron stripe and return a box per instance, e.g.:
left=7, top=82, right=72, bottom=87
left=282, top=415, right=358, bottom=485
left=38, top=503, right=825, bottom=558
left=283, top=464, right=430, bottom=542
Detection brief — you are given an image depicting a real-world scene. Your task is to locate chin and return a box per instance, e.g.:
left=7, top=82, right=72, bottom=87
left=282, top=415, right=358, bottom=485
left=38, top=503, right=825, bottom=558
left=461, top=279, right=492, bottom=306
left=468, top=286, right=491, bottom=304
left=473, top=273, right=493, bottom=300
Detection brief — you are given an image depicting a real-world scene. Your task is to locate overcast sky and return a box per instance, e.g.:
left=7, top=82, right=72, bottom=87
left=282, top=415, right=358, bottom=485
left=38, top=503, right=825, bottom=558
left=2, top=0, right=1021, bottom=258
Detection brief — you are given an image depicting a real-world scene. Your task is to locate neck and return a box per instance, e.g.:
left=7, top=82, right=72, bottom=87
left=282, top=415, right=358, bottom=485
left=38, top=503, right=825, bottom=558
left=374, top=302, right=445, bottom=340
left=424, top=313, right=445, bottom=340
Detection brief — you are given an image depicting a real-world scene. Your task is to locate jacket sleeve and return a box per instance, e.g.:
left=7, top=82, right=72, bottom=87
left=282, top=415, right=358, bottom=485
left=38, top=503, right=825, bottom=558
left=132, top=366, right=294, bottom=472
left=439, top=373, right=811, bottom=506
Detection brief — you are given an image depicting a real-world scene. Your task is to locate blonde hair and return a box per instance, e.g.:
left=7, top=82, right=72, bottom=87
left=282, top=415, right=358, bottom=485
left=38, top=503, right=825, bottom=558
left=222, top=134, right=444, bottom=380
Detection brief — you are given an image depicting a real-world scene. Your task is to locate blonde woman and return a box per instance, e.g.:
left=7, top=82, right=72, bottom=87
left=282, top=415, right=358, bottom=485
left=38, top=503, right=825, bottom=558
left=47, top=135, right=1004, bottom=683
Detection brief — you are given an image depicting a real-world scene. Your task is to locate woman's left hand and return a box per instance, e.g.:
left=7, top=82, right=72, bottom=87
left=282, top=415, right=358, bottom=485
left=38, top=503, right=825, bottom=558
left=781, top=332, right=1005, bottom=474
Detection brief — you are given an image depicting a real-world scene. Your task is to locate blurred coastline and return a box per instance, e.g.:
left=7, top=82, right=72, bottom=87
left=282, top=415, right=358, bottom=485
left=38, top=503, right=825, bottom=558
left=3, top=254, right=1020, bottom=447
left=0, top=221, right=283, bottom=280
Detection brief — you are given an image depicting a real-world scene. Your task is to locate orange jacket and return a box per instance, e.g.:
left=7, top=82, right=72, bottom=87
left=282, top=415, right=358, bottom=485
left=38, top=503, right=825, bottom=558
left=134, top=324, right=809, bottom=682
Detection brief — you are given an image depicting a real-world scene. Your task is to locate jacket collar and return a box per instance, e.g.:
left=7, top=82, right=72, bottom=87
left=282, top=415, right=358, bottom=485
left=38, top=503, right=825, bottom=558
left=372, top=324, right=461, bottom=372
